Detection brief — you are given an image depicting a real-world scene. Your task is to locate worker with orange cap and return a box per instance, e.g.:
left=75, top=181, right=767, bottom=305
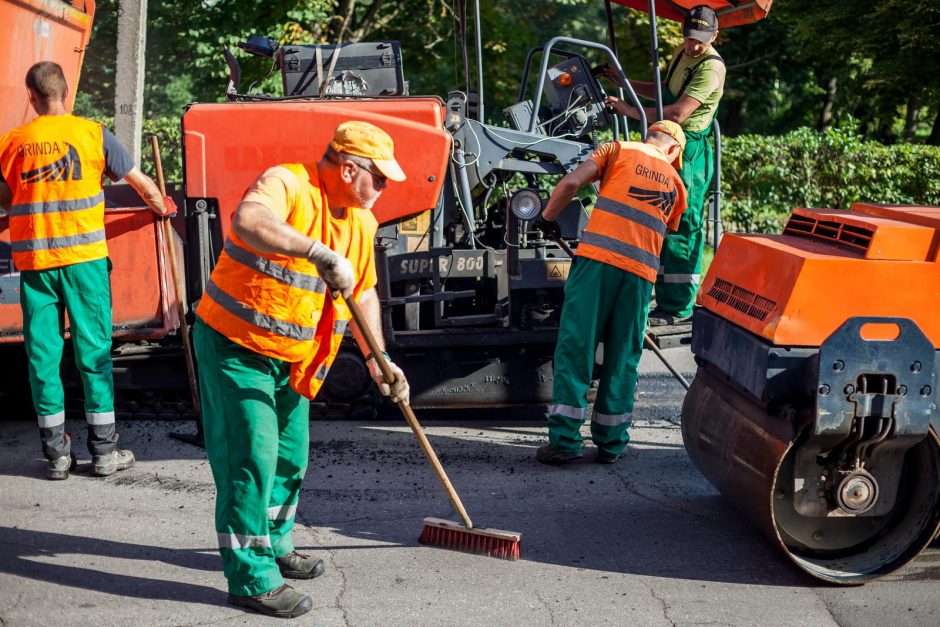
left=193, top=120, right=409, bottom=619
left=534, top=120, right=687, bottom=465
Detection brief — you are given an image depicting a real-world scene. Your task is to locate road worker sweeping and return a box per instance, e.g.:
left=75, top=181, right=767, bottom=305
left=192, top=120, right=410, bottom=619
left=534, top=120, right=687, bottom=464
left=0, top=61, right=173, bottom=480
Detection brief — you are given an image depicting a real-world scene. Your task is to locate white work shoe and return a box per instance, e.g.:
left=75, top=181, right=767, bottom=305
left=92, top=449, right=135, bottom=477
left=47, top=453, right=76, bottom=480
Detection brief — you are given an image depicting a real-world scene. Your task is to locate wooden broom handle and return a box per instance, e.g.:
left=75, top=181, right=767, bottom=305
left=345, top=294, right=474, bottom=529
left=150, top=136, right=201, bottom=414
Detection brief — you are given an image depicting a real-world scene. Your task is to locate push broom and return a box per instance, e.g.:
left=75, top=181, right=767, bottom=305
left=344, top=294, right=522, bottom=560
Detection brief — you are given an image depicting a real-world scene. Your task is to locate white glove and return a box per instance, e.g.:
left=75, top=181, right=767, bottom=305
left=307, top=241, right=354, bottom=295
left=367, top=353, right=411, bottom=405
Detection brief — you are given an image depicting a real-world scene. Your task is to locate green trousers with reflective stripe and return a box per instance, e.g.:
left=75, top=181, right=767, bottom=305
left=194, top=319, right=310, bottom=597
left=548, top=257, right=651, bottom=455
left=655, top=128, right=714, bottom=317
left=20, top=257, right=117, bottom=459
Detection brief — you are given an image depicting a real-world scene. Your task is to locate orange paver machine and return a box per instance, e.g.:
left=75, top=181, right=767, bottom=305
left=682, top=202, right=940, bottom=583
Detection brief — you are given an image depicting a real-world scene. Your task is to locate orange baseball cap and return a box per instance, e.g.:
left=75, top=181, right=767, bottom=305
left=647, top=120, right=686, bottom=169
left=330, top=120, right=406, bottom=182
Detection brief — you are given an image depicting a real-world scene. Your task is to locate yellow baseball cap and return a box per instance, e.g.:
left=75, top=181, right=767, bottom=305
left=330, top=120, right=407, bottom=182
left=647, top=120, right=686, bottom=169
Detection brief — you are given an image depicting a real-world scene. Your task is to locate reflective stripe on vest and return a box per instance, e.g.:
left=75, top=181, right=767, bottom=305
left=223, top=239, right=325, bottom=293
left=0, top=115, right=109, bottom=270
left=11, top=228, right=106, bottom=253
left=194, top=163, right=343, bottom=363
left=593, top=197, right=667, bottom=237
left=580, top=231, right=660, bottom=274
left=10, top=191, right=104, bottom=216
left=205, top=280, right=316, bottom=342
left=575, top=141, right=685, bottom=282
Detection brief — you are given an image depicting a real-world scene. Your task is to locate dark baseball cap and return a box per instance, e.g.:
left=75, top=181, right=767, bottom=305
left=683, top=5, right=718, bottom=43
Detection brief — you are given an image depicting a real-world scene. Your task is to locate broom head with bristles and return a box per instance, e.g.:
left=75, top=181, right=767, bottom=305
left=419, top=517, right=521, bottom=560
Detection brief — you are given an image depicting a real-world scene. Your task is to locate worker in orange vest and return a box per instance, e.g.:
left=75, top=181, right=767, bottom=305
left=193, top=120, right=409, bottom=619
left=534, top=121, right=687, bottom=464
left=0, top=62, right=174, bottom=480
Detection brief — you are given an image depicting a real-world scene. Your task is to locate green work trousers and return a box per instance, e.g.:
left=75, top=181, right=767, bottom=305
left=194, top=319, right=311, bottom=597
left=20, top=257, right=117, bottom=459
left=548, top=257, right=652, bottom=456
left=655, top=127, right=714, bottom=317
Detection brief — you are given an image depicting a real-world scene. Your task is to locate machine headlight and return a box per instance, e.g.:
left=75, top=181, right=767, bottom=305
left=509, top=188, right=543, bottom=222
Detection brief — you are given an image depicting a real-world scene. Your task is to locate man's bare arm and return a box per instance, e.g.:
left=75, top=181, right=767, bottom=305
left=604, top=93, right=703, bottom=126
left=542, top=160, right=599, bottom=221
left=231, top=201, right=316, bottom=258
left=124, top=167, right=170, bottom=215
left=348, top=287, right=385, bottom=356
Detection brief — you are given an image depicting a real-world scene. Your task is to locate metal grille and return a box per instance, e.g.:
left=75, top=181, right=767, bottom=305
left=783, top=213, right=874, bottom=252
left=706, top=277, right=777, bottom=321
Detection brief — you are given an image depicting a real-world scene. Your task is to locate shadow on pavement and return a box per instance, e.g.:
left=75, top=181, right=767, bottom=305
left=0, top=526, right=224, bottom=606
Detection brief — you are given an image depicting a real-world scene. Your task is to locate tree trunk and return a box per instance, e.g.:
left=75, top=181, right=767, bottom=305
left=928, top=109, right=940, bottom=146
left=817, top=77, right=837, bottom=131
left=903, top=93, right=920, bottom=142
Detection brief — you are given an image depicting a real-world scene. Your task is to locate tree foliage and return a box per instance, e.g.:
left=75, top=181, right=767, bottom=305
left=75, top=1, right=940, bottom=144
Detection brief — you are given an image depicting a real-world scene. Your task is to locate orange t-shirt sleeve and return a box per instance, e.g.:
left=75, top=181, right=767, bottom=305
left=239, top=166, right=298, bottom=222
left=587, top=142, right=617, bottom=173
left=666, top=174, right=689, bottom=232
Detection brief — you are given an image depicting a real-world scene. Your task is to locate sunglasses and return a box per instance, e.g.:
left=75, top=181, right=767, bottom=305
left=351, top=160, right=387, bottom=185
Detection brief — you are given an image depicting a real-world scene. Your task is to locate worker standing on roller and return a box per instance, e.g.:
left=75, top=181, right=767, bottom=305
left=534, top=121, right=687, bottom=465
left=603, top=5, right=724, bottom=325
left=0, top=61, right=174, bottom=481
left=193, top=121, right=410, bottom=619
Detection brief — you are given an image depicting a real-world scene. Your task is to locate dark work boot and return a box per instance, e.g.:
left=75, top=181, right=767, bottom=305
left=596, top=449, right=627, bottom=464
left=535, top=444, right=582, bottom=465
left=47, top=453, right=77, bottom=480
left=228, top=584, right=313, bottom=619
left=276, top=551, right=326, bottom=580
left=92, top=449, right=135, bottom=477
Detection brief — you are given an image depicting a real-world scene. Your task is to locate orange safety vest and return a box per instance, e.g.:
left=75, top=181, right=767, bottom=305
left=576, top=141, right=687, bottom=282
left=0, top=114, right=109, bottom=271
left=196, top=163, right=378, bottom=400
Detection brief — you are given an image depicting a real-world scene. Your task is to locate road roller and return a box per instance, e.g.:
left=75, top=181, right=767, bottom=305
left=682, top=202, right=940, bottom=584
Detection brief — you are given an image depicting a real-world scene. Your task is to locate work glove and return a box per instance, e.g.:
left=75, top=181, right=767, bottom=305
left=367, top=352, right=411, bottom=405
left=154, top=195, right=177, bottom=217
left=534, top=215, right=562, bottom=241
left=306, top=240, right=355, bottom=296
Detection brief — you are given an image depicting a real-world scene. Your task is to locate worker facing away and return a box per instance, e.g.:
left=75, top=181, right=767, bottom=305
left=193, top=120, right=410, bottom=619
left=602, top=4, right=724, bottom=325
left=0, top=62, right=174, bottom=480
left=534, top=121, right=687, bottom=465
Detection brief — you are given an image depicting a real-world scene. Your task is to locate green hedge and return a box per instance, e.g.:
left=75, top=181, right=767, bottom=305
left=97, top=116, right=940, bottom=233
left=720, top=126, right=940, bottom=233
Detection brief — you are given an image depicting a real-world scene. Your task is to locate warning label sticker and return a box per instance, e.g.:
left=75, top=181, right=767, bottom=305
left=546, top=261, right=571, bottom=280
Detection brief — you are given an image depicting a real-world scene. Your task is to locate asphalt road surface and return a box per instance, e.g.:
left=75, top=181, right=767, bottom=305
left=1, top=348, right=938, bottom=626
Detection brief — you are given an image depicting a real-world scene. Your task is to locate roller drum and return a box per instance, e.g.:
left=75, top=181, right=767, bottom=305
left=682, top=367, right=940, bottom=584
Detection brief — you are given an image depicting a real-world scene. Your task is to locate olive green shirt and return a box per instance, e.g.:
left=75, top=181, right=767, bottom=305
left=665, top=45, right=725, bottom=133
